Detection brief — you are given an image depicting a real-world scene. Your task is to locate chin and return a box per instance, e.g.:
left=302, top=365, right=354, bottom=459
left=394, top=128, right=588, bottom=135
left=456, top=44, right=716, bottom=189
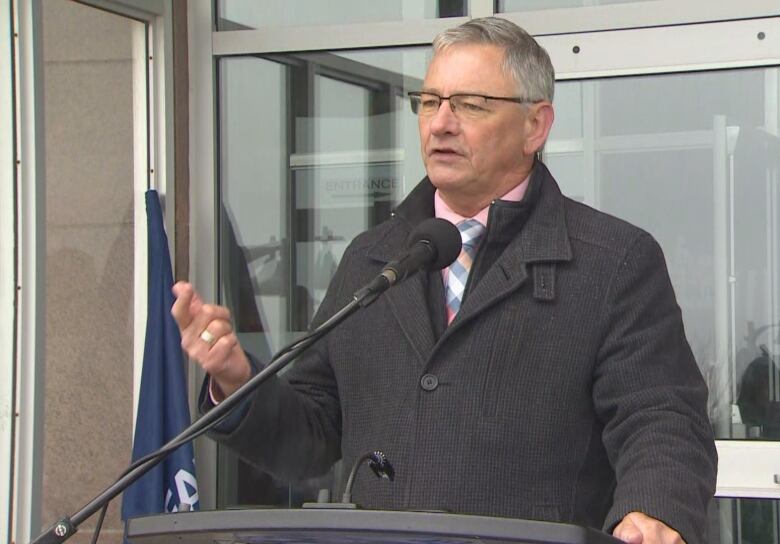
left=426, top=169, right=469, bottom=191
left=427, top=176, right=466, bottom=192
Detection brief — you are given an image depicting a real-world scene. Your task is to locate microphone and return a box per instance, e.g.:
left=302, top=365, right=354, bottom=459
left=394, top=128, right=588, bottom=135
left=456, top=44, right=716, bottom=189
left=366, top=450, right=395, bottom=481
left=342, top=450, right=395, bottom=504
left=384, top=218, right=462, bottom=284
left=355, top=218, right=461, bottom=304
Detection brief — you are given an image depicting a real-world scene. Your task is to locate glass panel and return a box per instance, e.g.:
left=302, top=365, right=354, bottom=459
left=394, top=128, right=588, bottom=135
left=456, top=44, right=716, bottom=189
left=548, top=69, right=780, bottom=442
left=218, top=46, right=428, bottom=507
left=40, top=0, right=139, bottom=539
left=497, top=0, right=652, bottom=11
left=218, top=47, right=780, bottom=505
left=545, top=153, right=585, bottom=202
left=217, top=0, right=465, bottom=30
left=599, top=71, right=765, bottom=137
left=550, top=82, right=583, bottom=139
left=712, top=497, right=780, bottom=544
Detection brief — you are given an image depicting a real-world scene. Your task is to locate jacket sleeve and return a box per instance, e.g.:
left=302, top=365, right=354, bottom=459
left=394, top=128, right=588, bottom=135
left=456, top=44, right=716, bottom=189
left=200, top=241, right=360, bottom=480
left=594, top=232, right=717, bottom=544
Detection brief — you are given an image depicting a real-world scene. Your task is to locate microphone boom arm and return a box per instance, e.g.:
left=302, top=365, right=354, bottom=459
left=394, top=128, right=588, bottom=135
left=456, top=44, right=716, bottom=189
left=31, top=217, right=461, bottom=544
left=31, top=289, right=376, bottom=544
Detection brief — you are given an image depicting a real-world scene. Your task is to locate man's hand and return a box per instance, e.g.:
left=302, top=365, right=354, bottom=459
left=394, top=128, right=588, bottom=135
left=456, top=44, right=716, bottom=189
left=613, top=512, right=684, bottom=544
left=171, top=281, right=252, bottom=399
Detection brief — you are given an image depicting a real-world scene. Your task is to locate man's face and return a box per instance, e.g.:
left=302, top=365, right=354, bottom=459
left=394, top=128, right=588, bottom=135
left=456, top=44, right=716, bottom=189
left=419, top=44, right=535, bottom=212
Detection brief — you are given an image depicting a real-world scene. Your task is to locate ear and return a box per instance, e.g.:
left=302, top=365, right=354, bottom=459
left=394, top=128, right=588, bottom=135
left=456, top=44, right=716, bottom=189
left=522, top=102, right=555, bottom=156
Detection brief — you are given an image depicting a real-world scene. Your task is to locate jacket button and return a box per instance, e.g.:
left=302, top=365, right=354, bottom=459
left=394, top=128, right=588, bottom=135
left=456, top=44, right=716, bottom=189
left=420, top=374, right=439, bottom=391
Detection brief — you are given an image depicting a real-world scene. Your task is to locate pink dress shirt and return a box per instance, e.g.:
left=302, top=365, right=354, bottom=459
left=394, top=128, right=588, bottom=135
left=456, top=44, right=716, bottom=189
left=434, top=176, right=530, bottom=323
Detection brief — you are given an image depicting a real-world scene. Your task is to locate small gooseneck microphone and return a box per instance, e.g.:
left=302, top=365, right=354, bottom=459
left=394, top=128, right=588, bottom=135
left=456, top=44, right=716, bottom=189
left=366, top=450, right=395, bottom=481
left=342, top=450, right=395, bottom=504
left=355, top=218, right=462, bottom=304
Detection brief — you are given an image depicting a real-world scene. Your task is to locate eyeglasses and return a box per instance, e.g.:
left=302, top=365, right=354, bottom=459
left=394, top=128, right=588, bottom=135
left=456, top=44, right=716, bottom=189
left=407, top=91, right=539, bottom=120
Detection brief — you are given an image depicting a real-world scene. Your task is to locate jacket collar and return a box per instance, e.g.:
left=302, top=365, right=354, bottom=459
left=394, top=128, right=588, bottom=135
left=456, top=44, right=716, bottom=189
left=512, top=160, right=573, bottom=264
left=367, top=160, right=573, bottom=266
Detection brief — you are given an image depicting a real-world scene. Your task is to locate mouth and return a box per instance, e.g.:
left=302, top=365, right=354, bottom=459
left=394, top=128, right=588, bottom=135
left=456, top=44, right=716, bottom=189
left=429, top=147, right=463, bottom=159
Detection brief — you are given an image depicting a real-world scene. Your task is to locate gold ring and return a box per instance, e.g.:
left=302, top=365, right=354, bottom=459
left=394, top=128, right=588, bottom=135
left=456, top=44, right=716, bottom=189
left=199, top=329, right=216, bottom=346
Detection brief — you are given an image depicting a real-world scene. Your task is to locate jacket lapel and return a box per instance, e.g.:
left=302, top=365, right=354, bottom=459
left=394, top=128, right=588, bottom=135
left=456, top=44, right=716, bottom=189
left=438, top=163, right=574, bottom=342
left=384, top=273, right=438, bottom=365
left=365, top=208, right=438, bottom=368
left=437, top=241, right=530, bottom=343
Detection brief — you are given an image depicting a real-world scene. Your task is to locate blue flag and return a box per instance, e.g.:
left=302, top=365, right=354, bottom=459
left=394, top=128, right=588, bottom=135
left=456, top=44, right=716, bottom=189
left=122, top=190, right=199, bottom=530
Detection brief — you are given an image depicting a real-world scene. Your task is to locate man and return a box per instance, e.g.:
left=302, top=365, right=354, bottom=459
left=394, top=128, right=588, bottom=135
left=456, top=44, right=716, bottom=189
left=172, top=17, right=717, bottom=544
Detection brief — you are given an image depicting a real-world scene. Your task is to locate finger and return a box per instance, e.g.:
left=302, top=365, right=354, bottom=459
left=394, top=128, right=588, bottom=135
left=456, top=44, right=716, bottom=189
left=201, top=334, right=238, bottom=376
left=188, top=288, right=204, bottom=317
left=651, top=523, right=681, bottom=544
left=171, top=280, right=190, bottom=298
left=182, top=304, right=232, bottom=348
left=199, top=319, right=234, bottom=349
left=171, top=282, right=195, bottom=329
left=613, top=517, right=643, bottom=544
left=618, top=513, right=685, bottom=544
left=182, top=316, right=232, bottom=359
left=192, top=304, right=232, bottom=333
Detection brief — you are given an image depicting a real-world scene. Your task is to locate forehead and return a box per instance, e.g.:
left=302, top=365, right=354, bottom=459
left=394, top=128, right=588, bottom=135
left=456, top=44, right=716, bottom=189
left=423, top=43, right=516, bottom=94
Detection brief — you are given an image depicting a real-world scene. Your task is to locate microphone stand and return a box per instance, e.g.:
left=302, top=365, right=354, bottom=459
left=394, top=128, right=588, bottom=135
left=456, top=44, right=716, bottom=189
left=30, top=286, right=384, bottom=544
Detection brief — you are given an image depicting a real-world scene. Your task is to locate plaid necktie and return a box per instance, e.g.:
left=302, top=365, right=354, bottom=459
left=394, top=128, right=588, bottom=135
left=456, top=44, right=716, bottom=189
left=445, top=219, right=486, bottom=322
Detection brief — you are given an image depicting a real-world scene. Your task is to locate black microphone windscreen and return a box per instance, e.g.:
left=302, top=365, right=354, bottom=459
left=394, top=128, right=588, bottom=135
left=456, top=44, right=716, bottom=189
left=407, top=218, right=462, bottom=271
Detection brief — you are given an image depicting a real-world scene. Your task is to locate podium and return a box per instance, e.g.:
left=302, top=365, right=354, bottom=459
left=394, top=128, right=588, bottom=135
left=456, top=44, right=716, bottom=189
left=125, top=509, right=622, bottom=544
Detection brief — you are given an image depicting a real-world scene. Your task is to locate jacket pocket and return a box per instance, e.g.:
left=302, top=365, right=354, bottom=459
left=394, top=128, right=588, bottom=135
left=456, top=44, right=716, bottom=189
left=479, top=305, right=526, bottom=419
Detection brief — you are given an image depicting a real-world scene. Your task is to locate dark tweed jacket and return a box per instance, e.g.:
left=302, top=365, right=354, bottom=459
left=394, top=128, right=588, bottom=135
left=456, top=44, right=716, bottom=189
left=209, top=161, right=717, bottom=543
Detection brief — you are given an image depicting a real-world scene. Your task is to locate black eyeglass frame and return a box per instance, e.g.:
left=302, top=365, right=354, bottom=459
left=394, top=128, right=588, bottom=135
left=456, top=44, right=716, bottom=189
left=407, top=91, right=541, bottom=114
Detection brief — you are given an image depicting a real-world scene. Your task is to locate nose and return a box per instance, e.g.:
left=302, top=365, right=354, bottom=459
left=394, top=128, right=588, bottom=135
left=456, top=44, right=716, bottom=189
left=427, top=98, right=460, bottom=136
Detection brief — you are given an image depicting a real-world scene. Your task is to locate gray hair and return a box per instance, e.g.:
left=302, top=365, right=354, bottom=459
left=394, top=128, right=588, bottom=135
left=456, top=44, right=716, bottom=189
left=432, top=17, right=555, bottom=103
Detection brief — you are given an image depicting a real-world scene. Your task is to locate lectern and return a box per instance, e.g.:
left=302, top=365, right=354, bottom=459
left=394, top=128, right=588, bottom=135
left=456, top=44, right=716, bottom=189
left=126, top=509, right=622, bottom=544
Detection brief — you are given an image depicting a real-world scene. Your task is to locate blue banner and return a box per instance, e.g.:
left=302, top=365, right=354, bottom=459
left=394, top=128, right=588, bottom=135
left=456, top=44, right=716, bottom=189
left=122, top=190, right=198, bottom=532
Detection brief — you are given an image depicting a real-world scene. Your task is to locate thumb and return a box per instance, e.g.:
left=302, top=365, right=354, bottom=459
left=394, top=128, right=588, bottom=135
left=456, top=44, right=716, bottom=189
left=188, top=286, right=204, bottom=316
left=171, top=281, right=195, bottom=328
left=613, top=516, right=644, bottom=544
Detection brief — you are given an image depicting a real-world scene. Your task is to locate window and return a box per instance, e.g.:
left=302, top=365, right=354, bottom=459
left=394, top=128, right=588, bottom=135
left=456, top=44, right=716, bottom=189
left=217, top=0, right=465, bottom=30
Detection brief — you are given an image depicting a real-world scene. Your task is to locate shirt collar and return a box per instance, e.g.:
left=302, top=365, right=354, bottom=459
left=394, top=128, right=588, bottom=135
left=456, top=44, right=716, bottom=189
left=434, top=175, right=531, bottom=227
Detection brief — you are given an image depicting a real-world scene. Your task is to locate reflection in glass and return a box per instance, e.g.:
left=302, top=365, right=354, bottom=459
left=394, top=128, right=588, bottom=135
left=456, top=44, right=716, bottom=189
left=551, top=69, right=780, bottom=442
left=712, top=497, right=780, bottom=544
left=217, top=0, right=465, bottom=30
left=218, top=48, right=428, bottom=507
